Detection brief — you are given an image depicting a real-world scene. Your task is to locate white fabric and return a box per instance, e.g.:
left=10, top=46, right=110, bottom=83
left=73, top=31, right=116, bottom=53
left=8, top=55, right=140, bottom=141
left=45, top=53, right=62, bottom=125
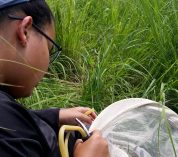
left=89, top=98, right=178, bottom=157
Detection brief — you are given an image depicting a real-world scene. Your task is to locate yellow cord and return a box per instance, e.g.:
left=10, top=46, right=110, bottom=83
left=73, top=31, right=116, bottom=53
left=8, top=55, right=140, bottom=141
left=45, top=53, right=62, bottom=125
left=84, top=108, right=95, bottom=116
left=64, top=132, right=70, bottom=157
left=58, top=108, right=95, bottom=157
left=59, top=125, right=87, bottom=157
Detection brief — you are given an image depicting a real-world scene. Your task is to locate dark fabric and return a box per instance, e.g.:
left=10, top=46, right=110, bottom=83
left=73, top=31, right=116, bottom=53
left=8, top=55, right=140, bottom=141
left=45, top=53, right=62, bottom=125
left=0, top=90, right=60, bottom=157
left=32, top=109, right=59, bottom=135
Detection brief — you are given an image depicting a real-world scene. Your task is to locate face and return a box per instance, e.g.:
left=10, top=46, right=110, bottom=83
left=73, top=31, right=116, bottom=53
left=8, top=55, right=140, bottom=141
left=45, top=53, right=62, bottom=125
left=3, top=17, right=55, bottom=98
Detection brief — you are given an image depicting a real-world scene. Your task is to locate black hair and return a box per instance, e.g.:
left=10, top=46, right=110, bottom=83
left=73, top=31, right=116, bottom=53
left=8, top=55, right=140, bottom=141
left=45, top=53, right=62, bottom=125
left=0, top=0, right=54, bottom=29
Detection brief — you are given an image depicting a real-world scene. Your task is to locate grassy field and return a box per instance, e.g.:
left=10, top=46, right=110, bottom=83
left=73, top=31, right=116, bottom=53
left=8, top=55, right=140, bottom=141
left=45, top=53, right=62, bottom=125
left=22, top=0, right=178, bottom=113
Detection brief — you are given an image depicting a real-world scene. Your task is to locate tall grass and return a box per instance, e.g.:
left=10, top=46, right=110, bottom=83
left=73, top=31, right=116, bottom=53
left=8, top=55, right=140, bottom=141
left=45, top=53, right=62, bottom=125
left=21, top=0, right=178, bottom=113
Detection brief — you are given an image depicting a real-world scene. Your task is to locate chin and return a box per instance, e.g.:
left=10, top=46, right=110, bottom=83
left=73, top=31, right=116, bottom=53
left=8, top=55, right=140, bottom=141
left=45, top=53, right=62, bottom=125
left=7, top=86, right=34, bottom=99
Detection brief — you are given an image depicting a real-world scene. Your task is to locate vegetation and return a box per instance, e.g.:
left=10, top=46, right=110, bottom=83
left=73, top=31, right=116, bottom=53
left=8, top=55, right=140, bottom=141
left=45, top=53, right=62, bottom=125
left=22, top=0, right=178, bottom=113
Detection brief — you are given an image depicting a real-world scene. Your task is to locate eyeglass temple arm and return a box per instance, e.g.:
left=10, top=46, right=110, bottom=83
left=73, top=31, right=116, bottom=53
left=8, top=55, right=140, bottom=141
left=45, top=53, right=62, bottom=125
left=8, top=14, right=62, bottom=51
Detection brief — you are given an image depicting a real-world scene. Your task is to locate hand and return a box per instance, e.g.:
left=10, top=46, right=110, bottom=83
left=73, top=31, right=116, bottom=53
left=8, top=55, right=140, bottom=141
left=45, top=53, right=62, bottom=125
left=73, top=130, right=110, bottom=157
left=59, top=107, right=97, bottom=125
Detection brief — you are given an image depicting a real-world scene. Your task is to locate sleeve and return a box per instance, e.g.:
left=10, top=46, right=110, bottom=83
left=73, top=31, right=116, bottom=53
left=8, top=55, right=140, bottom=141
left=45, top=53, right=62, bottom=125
left=0, top=137, right=44, bottom=157
left=0, top=100, right=46, bottom=157
left=31, top=108, right=60, bottom=135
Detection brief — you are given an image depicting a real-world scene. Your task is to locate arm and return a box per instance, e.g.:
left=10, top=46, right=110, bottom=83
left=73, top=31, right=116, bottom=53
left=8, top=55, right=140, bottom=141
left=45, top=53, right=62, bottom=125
left=32, top=107, right=96, bottom=134
left=0, top=100, right=47, bottom=157
left=31, top=108, right=60, bottom=135
left=0, top=136, right=44, bottom=157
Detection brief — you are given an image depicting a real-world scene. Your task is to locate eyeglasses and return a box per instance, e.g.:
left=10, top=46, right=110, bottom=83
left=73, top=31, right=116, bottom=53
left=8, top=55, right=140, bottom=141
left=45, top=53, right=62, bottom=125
left=8, top=14, right=62, bottom=64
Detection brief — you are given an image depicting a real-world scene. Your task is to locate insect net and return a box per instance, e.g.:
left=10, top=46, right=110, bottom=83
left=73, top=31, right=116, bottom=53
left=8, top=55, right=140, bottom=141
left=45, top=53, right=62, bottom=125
left=89, top=98, right=178, bottom=157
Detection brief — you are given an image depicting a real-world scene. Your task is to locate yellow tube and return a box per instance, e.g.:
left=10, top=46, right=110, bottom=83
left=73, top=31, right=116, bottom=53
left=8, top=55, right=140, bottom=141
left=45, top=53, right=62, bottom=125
left=59, top=108, right=95, bottom=157
left=59, top=125, right=88, bottom=157
left=85, top=108, right=95, bottom=116
left=64, top=132, right=70, bottom=157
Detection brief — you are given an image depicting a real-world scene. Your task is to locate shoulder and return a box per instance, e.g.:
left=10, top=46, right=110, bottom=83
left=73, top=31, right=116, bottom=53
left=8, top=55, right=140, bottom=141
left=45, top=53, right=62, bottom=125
left=0, top=90, right=60, bottom=157
left=0, top=90, right=48, bottom=156
left=0, top=90, right=37, bottom=136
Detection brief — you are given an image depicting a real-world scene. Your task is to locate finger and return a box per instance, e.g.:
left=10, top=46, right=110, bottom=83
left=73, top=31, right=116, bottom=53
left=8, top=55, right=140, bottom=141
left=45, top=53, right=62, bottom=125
left=77, top=107, right=91, bottom=113
left=89, top=111, right=97, bottom=119
left=91, top=130, right=101, bottom=136
left=77, top=113, right=93, bottom=124
left=76, top=107, right=97, bottom=123
left=80, top=107, right=97, bottom=119
left=74, top=139, right=83, bottom=150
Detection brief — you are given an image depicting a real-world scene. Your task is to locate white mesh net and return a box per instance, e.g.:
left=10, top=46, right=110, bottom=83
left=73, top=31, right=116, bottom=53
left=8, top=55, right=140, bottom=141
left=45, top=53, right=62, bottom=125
left=89, top=98, right=178, bottom=157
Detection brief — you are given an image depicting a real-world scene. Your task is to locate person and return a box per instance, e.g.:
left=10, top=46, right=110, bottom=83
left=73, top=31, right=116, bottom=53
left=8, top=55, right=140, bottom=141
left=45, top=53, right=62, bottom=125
left=0, top=0, right=110, bottom=157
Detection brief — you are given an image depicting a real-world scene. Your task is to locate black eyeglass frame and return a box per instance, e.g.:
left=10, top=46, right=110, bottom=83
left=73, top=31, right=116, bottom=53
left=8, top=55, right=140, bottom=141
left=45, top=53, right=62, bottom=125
left=8, top=14, right=62, bottom=64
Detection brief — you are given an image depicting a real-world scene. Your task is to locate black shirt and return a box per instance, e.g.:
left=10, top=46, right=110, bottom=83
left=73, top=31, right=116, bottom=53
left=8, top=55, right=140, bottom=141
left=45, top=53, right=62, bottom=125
left=0, top=90, right=61, bottom=157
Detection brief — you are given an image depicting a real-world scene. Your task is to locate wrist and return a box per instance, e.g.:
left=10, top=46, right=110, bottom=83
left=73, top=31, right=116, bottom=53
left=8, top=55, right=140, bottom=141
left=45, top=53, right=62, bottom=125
left=59, top=108, right=68, bottom=125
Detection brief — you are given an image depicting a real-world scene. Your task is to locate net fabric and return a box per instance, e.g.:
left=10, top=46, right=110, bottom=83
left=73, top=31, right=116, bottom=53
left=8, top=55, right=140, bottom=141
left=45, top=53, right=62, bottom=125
left=89, top=98, right=178, bottom=157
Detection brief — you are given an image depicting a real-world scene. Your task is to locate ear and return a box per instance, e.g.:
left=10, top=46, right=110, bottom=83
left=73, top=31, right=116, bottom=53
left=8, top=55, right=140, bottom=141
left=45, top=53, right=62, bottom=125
left=17, top=16, right=33, bottom=47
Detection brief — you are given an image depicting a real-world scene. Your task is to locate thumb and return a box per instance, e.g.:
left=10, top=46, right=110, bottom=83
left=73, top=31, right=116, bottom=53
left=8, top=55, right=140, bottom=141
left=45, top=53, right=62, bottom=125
left=74, top=139, right=83, bottom=150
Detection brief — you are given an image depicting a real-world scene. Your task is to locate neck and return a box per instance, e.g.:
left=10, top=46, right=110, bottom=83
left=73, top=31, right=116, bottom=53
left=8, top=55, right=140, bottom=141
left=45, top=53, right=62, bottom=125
left=0, top=33, right=15, bottom=84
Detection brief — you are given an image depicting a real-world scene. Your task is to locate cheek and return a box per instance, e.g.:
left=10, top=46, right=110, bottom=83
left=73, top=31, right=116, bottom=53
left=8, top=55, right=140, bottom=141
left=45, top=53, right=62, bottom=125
left=27, top=37, right=50, bottom=71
